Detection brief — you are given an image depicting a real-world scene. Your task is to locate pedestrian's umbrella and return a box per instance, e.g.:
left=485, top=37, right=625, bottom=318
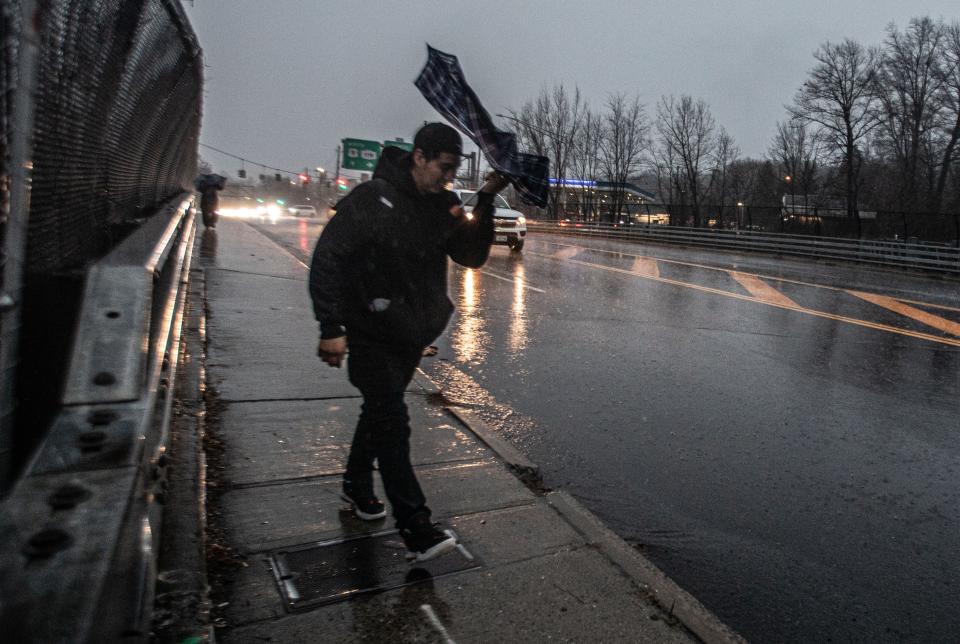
left=414, top=45, right=550, bottom=207
left=194, top=173, right=227, bottom=192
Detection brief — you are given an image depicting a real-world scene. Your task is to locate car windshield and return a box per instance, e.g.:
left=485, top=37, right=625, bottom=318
left=460, top=191, right=509, bottom=210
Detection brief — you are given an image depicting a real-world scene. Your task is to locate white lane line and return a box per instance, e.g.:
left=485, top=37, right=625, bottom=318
left=421, top=603, right=457, bottom=644
left=477, top=268, right=546, bottom=293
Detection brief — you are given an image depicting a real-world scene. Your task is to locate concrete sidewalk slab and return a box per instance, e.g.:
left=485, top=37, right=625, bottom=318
left=215, top=502, right=587, bottom=630
left=204, top=269, right=360, bottom=401
left=216, top=459, right=535, bottom=554
left=200, top=220, right=307, bottom=279
left=218, top=400, right=494, bottom=486
left=222, top=548, right=693, bottom=644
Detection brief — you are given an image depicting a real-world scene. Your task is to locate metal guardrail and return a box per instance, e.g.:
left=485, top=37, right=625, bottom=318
left=530, top=221, right=960, bottom=274
left=0, top=195, right=196, bottom=642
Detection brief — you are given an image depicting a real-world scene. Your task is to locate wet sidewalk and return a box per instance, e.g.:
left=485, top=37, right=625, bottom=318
left=182, top=219, right=743, bottom=643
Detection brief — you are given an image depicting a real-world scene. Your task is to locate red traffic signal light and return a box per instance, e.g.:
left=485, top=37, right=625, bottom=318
left=298, top=173, right=309, bottom=184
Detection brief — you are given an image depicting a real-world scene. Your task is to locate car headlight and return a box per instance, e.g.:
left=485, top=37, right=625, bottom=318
left=517, top=216, right=526, bottom=225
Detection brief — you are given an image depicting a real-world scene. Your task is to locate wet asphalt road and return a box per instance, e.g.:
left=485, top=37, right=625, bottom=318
left=250, top=215, right=959, bottom=643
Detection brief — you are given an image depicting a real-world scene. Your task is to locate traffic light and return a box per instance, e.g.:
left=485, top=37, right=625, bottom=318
left=275, top=173, right=282, bottom=182
left=336, top=177, right=348, bottom=191
left=299, top=173, right=309, bottom=185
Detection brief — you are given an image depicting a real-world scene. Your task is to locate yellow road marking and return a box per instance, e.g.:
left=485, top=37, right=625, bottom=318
left=541, top=240, right=960, bottom=312
left=631, top=256, right=659, bottom=278
left=731, top=272, right=798, bottom=307
left=848, top=290, right=960, bottom=338
left=552, top=246, right=582, bottom=261
left=528, top=250, right=960, bottom=347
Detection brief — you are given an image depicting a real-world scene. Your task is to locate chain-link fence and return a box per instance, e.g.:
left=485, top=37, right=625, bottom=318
left=27, top=0, right=201, bottom=273
left=1, top=0, right=202, bottom=487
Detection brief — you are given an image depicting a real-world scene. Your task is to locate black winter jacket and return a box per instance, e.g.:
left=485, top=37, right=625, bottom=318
left=308, top=147, right=495, bottom=349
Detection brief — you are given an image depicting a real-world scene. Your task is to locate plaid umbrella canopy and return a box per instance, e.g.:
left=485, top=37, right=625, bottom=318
left=414, top=45, right=550, bottom=208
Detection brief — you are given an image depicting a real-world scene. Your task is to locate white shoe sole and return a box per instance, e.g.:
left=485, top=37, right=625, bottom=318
left=340, top=492, right=387, bottom=521
left=408, top=533, right=457, bottom=563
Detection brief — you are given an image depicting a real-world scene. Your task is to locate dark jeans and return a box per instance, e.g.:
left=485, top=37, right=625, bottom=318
left=346, top=340, right=428, bottom=527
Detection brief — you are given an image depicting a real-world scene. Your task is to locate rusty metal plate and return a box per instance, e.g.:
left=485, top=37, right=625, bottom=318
left=269, top=525, right=480, bottom=611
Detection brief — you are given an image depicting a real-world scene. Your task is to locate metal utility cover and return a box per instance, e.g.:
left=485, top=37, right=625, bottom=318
left=270, top=526, right=479, bottom=611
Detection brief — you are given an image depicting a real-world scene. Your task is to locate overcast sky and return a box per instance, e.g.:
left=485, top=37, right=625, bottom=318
left=183, top=0, right=959, bottom=180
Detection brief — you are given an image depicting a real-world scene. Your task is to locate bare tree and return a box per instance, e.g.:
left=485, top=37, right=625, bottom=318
left=708, top=128, right=739, bottom=227
left=874, top=17, right=946, bottom=211
left=570, top=108, right=605, bottom=219
left=656, top=95, right=717, bottom=227
left=727, top=158, right=760, bottom=227
left=506, top=98, right=549, bottom=158
left=769, top=120, right=822, bottom=210
left=933, top=21, right=960, bottom=212
left=789, top=39, right=882, bottom=219
left=542, top=84, right=584, bottom=219
left=599, top=93, right=649, bottom=223
left=650, top=140, right=685, bottom=224
left=506, top=84, right=583, bottom=219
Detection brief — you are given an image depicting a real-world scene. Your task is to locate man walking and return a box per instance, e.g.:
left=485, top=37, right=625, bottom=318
left=309, top=123, right=509, bottom=562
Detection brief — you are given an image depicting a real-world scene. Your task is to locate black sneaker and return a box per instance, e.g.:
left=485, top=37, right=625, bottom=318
left=400, top=515, right=457, bottom=563
left=340, top=484, right=386, bottom=521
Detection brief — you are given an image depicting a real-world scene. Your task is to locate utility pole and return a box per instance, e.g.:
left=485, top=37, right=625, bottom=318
left=335, top=145, right=341, bottom=186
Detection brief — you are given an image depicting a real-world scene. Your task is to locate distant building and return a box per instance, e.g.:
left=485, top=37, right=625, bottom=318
left=549, top=178, right=662, bottom=221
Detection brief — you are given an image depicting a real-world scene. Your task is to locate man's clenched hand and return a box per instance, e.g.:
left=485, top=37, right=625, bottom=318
left=479, top=171, right=510, bottom=194
left=318, top=336, right=347, bottom=368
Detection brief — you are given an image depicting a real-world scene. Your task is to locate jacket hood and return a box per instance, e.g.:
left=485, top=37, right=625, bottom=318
left=373, top=146, right=418, bottom=195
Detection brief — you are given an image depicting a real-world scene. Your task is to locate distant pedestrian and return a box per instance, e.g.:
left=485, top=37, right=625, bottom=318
left=195, top=173, right=227, bottom=228
left=199, top=187, right=219, bottom=228
left=308, top=122, right=508, bottom=562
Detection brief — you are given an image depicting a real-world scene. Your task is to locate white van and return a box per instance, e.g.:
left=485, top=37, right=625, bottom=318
left=453, top=189, right=527, bottom=251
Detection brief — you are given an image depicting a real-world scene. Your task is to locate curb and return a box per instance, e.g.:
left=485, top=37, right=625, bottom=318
left=412, top=367, right=441, bottom=395
left=416, top=366, right=744, bottom=644
left=445, top=406, right=543, bottom=490
left=547, top=490, right=746, bottom=644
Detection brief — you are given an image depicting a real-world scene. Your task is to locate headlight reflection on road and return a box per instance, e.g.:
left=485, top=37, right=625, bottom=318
left=509, top=263, right=528, bottom=355
left=453, top=269, right=488, bottom=364
left=298, top=219, right=310, bottom=253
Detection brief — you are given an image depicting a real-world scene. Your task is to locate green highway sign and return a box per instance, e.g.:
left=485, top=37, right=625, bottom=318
left=341, top=138, right=381, bottom=171
left=384, top=139, right=413, bottom=152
